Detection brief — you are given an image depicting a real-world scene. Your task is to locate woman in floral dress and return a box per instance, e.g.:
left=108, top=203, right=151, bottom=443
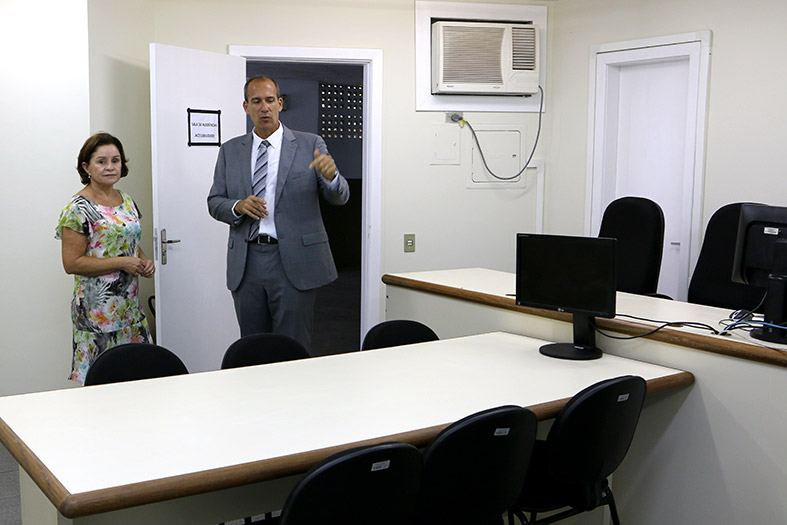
left=56, top=133, right=155, bottom=385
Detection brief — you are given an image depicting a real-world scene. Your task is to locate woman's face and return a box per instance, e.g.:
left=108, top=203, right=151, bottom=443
left=83, top=144, right=122, bottom=186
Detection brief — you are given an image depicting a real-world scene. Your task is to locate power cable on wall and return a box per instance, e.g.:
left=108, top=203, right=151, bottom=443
left=450, top=85, right=544, bottom=181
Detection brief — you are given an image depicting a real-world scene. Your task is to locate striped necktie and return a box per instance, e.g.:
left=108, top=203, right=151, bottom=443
left=252, top=139, right=270, bottom=199
left=249, top=139, right=270, bottom=239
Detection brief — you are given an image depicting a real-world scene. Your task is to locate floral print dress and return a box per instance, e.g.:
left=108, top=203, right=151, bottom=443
left=55, top=191, right=151, bottom=384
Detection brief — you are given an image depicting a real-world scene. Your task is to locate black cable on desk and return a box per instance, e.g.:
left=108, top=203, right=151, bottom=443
left=593, top=313, right=722, bottom=340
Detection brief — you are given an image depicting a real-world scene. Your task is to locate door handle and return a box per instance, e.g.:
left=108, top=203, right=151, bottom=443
left=160, top=229, right=181, bottom=265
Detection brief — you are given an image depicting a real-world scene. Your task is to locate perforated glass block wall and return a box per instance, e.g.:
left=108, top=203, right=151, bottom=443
left=320, top=83, right=363, bottom=140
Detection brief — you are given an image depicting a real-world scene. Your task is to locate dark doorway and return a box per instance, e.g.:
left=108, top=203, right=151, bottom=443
left=246, top=61, right=363, bottom=356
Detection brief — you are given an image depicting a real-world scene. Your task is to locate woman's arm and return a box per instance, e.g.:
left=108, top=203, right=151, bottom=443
left=61, top=227, right=148, bottom=277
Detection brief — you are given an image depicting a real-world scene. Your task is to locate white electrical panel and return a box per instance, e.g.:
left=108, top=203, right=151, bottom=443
left=430, top=124, right=462, bottom=165
left=467, top=124, right=530, bottom=189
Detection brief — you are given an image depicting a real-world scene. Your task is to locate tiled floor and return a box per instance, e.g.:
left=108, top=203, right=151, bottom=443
left=312, top=266, right=362, bottom=356
left=0, top=443, right=20, bottom=525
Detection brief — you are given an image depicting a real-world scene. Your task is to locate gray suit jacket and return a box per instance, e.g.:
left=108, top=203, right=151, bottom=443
left=207, top=125, right=350, bottom=292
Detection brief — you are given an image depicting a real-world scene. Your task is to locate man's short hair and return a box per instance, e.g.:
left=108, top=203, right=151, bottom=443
left=244, top=75, right=281, bottom=101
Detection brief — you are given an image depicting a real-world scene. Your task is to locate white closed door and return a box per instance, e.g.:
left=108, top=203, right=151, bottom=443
left=589, top=36, right=710, bottom=301
left=150, top=43, right=246, bottom=372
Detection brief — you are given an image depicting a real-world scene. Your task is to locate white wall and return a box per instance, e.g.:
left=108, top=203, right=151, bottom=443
left=3, top=0, right=546, bottom=396
left=143, top=0, right=548, bottom=276
left=545, top=0, right=787, bottom=235
left=4, top=0, right=787, bottom=396
left=87, top=0, right=157, bottom=335
left=0, top=0, right=90, bottom=395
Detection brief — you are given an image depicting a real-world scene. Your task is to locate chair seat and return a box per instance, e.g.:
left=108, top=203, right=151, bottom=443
left=415, top=405, right=537, bottom=525
left=277, top=442, right=423, bottom=525
left=508, top=376, right=646, bottom=525
left=598, top=196, right=665, bottom=295
left=688, top=202, right=767, bottom=311
left=516, top=442, right=572, bottom=512
left=516, top=441, right=608, bottom=514
left=84, top=343, right=188, bottom=386
left=361, top=320, right=438, bottom=351
left=221, top=333, right=310, bottom=369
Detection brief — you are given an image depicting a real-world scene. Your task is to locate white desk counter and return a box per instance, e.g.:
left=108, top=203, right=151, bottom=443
left=383, top=268, right=787, bottom=524
left=0, top=332, right=691, bottom=524
left=383, top=267, right=787, bottom=367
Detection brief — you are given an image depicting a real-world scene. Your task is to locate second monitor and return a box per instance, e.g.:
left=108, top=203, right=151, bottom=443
left=516, top=233, right=617, bottom=360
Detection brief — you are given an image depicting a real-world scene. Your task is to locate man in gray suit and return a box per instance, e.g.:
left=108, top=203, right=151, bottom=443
left=208, top=75, right=350, bottom=351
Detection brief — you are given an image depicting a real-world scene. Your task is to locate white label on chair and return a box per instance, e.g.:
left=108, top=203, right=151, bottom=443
left=494, top=428, right=510, bottom=436
left=764, top=227, right=780, bottom=236
left=371, top=460, right=391, bottom=472
left=618, top=393, right=630, bottom=402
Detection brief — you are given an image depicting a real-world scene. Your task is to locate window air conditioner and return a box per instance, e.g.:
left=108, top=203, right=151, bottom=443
left=431, top=21, right=539, bottom=96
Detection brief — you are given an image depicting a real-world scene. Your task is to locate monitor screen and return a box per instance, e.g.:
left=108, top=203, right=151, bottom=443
left=516, top=234, right=616, bottom=318
left=732, top=203, right=787, bottom=287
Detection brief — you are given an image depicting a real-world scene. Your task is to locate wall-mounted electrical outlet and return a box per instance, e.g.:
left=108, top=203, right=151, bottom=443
left=404, top=234, right=416, bottom=253
left=445, top=112, right=463, bottom=123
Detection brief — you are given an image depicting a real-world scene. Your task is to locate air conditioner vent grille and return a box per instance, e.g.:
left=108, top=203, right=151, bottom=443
left=431, top=21, right=540, bottom=95
left=512, top=27, right=537, bottom=71
left=442, top=26, right=504, bottom=84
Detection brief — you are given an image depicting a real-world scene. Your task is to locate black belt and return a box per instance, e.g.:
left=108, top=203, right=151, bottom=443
left=249, top=234, right=278, bottom=244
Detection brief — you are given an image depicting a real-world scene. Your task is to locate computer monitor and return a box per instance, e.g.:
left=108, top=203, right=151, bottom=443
left=732, top=203, right=787, bottom=344
left=516, top=233, right=616, bottom=360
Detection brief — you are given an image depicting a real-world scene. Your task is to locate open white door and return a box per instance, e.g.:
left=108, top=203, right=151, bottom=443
left=150, top=43, right=246, bottom=372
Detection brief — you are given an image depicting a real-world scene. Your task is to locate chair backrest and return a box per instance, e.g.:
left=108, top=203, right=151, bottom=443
left=688, top=202, right=767, bottom=311
left=279, top=442, right=423, bottom=525
left=416, top=405, right=538, bottom=525
left=547, top=375, right=646, bottom=486
left=84, top=343, right=188, bottom=386
left=598, top=196, right=665, bottom=295
left=361, top=320, right=438, bottom=351
left=221, top=333, right=310, bottom=369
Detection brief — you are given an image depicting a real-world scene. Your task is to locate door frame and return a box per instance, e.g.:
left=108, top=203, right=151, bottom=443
left=585, top=32, right=711, bottom=297
left=230, top=45, right=383, bottom=338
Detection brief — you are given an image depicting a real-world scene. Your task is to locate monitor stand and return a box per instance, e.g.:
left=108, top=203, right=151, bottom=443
left=751, top=270, right=787, bottom=345
left=539, top=312, right=603, bottom=360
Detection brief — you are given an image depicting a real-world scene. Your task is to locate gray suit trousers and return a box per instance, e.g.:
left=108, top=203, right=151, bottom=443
left=231, top=242, right=317, bottom=350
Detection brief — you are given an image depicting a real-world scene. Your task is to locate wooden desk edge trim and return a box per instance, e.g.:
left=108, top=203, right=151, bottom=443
left=382, top=274, right=787, bottom=369
left=56, top=428, right=444, bottom=518
left=0, top=418, right=71, bottom=514
left=12, top=373, right=693, bottom=518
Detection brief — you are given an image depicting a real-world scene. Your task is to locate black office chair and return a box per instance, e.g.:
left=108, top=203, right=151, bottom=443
left=361, top=320, right=439, bottom=351
left=508, top=375, right=647, bottom=525
left=688, top=202, right=767, bottom=312
left=415, top=405, right=538, bottom=525
left=221, top=333, right=310, bottom=370
left=84, top=343, right=188, bottom=386
left=273, top=442, right=423, bottom=525
left=219, top=333, right=310, bottom=524
left=598, top=196, right=665, bottom=296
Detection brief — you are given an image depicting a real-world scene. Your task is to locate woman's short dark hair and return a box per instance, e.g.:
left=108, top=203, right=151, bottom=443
left=76, top=132, right=129, bottom=185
